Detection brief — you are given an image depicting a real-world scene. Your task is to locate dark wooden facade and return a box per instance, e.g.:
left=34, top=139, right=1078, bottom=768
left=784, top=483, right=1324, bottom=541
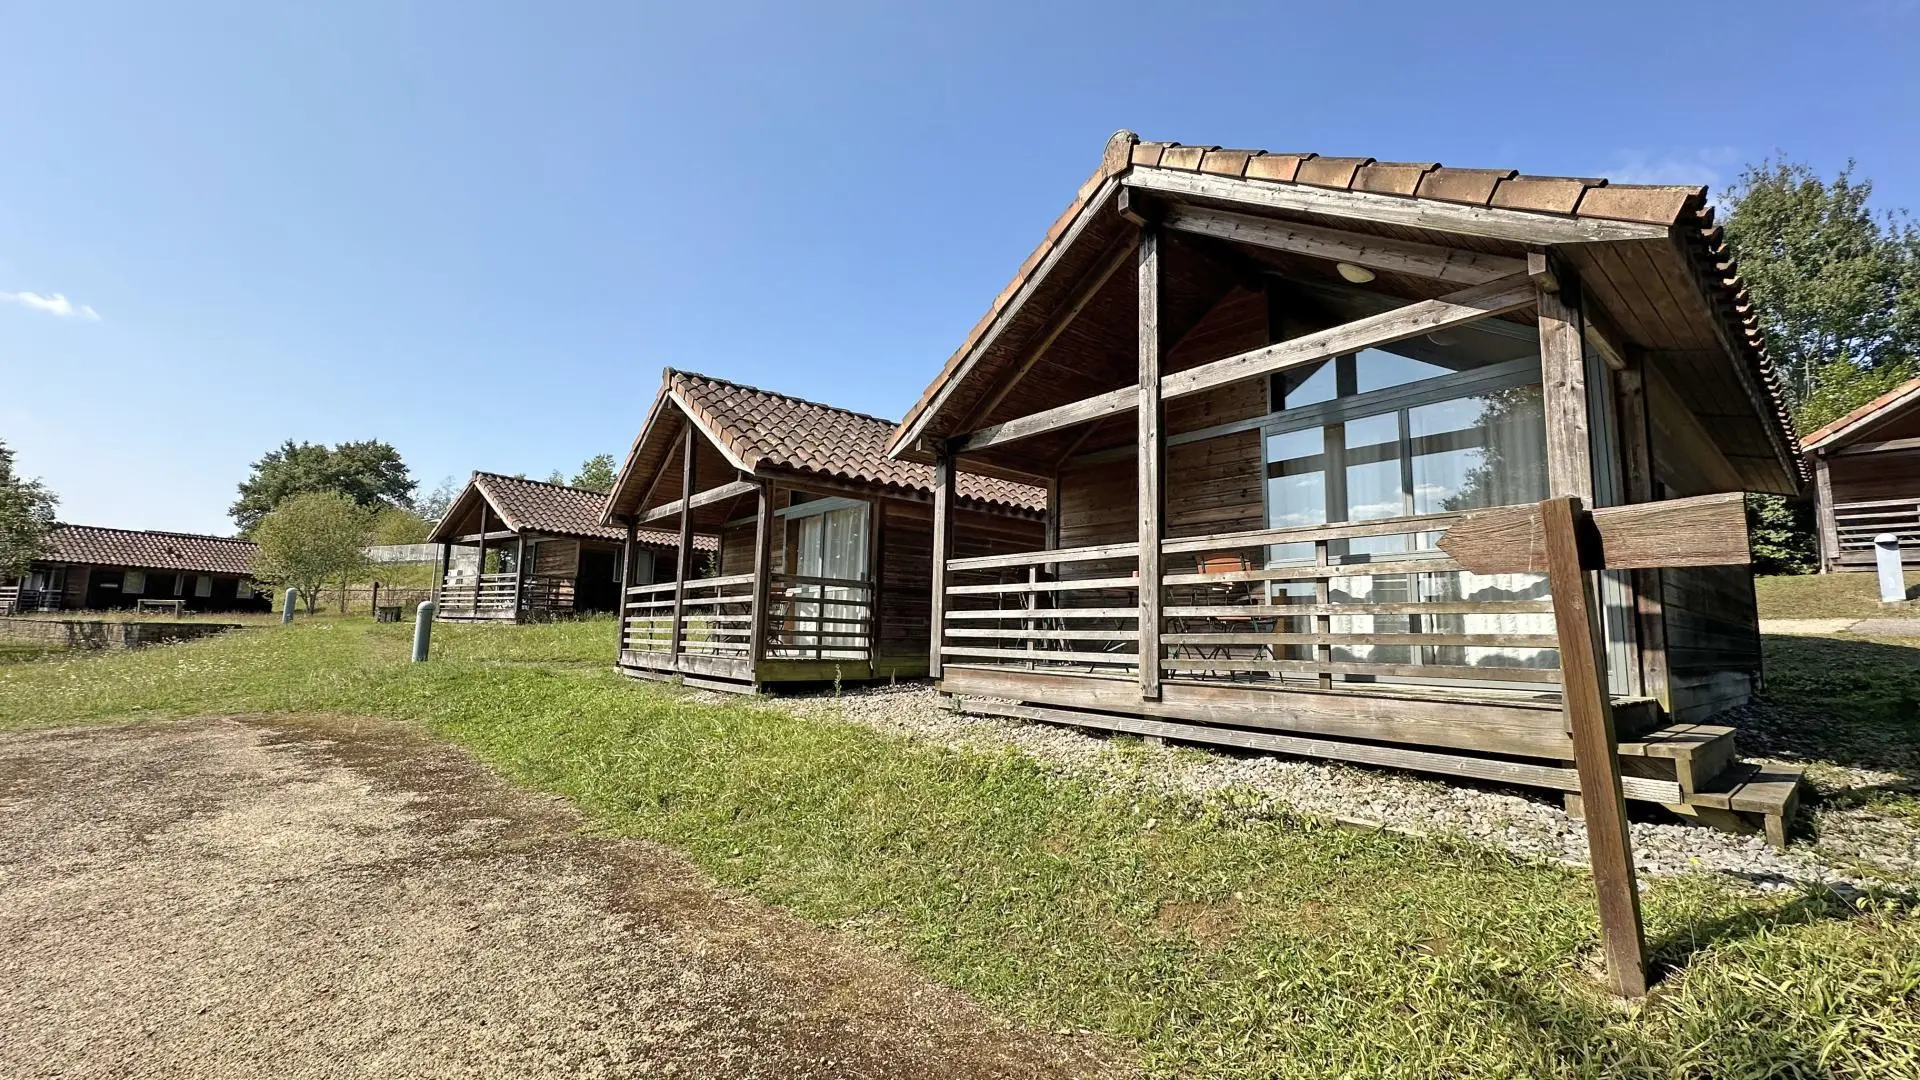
left=0, top=525, right=267, bottom=614
left=603, top=371, right=1046, bottom=692
left=884, top=132, right=1804, bottom=839
left=426, top=473, right=692, bottom=623
left=1802, top=375, right=1920, bottom=573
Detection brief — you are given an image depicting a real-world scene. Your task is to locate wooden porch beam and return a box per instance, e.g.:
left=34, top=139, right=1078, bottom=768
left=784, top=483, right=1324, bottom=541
left=1813, top=453, right=1837, bottom=573
left=1161, top=203, right=1526, bottom=286
left=1540, top=273, right=1594, bottom=501
left=639, top=479, right=759, bottom=525
left=928, top=455, right=955, bottom=680
left=1834, top=435, right=1920, bottom=456
left=748, top=482, right=774, bottom=669
left=448, top=529, right=518, bottom=543
left=953, top=273, right=1537, bottom=455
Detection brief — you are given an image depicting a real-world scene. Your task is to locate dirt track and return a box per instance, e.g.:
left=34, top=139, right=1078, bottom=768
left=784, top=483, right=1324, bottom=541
left=0, top=716, right=1125, bottom=1079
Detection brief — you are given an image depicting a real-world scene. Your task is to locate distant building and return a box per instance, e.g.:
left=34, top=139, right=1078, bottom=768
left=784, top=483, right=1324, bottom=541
left=1801, top=374, right=1920, bottom=572
left=1, top=525, right=267, bottom=613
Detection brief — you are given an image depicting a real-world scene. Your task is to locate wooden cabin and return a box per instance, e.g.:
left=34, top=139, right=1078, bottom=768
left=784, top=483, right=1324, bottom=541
left=426, top=472, right=701, bottom=622
left=602, top=369, right=1046, bottom=692
left=0, top=525, right=267, bottom=613
left=884, top=132, right=1806, bottom=838
left=1801, top=374, right=1920, bottom=573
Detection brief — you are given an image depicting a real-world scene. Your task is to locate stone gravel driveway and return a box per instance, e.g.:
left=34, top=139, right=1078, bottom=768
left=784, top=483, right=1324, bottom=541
left=0, top=716, right=1125, bottom=1080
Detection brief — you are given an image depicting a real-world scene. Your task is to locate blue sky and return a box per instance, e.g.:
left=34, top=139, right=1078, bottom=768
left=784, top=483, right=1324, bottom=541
left=2, top=1, right=1916, bottom=535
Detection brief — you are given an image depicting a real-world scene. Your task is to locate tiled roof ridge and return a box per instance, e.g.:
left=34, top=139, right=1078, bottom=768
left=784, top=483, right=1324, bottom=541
left=52, top=523, right=254, bottom=545
left=665, top=368, right=900, bottom=429
left=471, top=470, right=609, bottom=496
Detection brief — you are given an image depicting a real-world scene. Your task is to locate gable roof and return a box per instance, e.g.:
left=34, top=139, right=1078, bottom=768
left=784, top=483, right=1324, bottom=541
left=428, top=472, right=706, bottom=549
left=42, top=525, right=257, bottom=576
left=1801, top=374, right=1920, bottom=452
left=886, top=130, right=1801, bottom=494
left=605, top=369, right=1047, bottom=520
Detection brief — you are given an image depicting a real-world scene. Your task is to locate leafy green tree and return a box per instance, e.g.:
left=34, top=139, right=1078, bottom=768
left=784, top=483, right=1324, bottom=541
left=231, top=439, right=416, bottom=535
left=369, top=506, right=431, bottom=545
left=252, top=492, right=374, bottom=614
left=570, top=453, right=618, bottom=493
left=1721, top=158, right=1920, bottom=413
left=0, top=440, right=58, bottom=581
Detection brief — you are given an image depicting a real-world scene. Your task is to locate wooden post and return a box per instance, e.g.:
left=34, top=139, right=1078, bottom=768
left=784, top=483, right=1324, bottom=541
left=1137, top=222, right=1164, bottom=700
left=513, top=534, right=527, bottom=621
left=1541, top=495, right=1648, bottom=999
left=929, top=454, right=955, bottom=680
left=437, top=542, right=450, bottom=604
left=1539, top=271, right=1593, bottom=502
left=669, top=422, right=697, bottom=660
left=474, top=503, right=489, bottom=612
left=1813, top=454, right=1837, bottom=573
left=749, top=482, right=774, bottom=670
left=617, top=517, right=636, bottom=659
left=1616, top=360, right=1669, bottom=708
left=370, top=581, right=379, bottom=617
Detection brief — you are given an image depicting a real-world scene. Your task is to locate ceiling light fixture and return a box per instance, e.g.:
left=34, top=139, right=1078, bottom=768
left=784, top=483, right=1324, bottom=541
left=1335, top=262, right=1376, bottom=284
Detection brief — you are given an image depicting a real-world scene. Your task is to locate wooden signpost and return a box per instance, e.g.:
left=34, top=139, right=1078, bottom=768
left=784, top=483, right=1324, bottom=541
left=1438, top=490, right=1749, bottom=998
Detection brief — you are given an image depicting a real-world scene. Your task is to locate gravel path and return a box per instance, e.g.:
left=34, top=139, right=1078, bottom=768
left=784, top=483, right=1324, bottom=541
left=0, top=716, right=1127, bottom=1080
left=780, top=685, right=1919, bottom=892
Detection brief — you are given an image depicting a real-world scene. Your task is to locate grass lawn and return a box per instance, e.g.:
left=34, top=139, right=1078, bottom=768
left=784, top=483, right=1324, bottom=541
left=1, top=619, right=1916, bottom=1078
left=1757, top=570, right=1920, bottom=620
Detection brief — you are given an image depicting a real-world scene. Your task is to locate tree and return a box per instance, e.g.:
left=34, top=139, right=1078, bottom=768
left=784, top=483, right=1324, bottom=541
left=231, top=439, right=416, bottom=535
left=0, top=440, right=58, bottom=581
left=369, top=506, right=431, bottom=545
left=416, top=475, right=461, bottom=525
left=252, top=492, right=373, bottom=614
left=1720, top=158, right=1920, bottom=414
left=570, top=453, right=618, bottom=493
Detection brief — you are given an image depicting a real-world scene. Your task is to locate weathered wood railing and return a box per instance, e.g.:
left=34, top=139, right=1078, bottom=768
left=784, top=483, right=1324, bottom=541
left=1833, top=497, right=1920, bottom=565
left=941, top=542, right=1142, bottom=672
left=437, top=572, right=521, bottom=616
left=621, top=572, right=874, bottom=662
left=939, top=506, right=1561, bottom=690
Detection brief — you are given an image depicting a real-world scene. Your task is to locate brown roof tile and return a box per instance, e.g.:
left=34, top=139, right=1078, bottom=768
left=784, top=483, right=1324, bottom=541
left=1487, top=175, right=1597, bottom=215
left=1242, top=153, right=1308, bottom=183
left=43, top=525, right=257, bottom=575
left=1573, top=182, right=1707, bottom=224
left=1414, top=166, right=1517, bottom=206
left=1801, top=374, right=1920, bottom=451
left=1295, top=155, right=1373, bottom=189
left=1156, top=144, right=1214, bottom=171
left=666, top=371, right=1045, bottom=512
left=1198, top=148, right=1256, bottom=177
left=468, top=473, right=695, bottom=548
left=1353, top=161, right=1437, bottom=196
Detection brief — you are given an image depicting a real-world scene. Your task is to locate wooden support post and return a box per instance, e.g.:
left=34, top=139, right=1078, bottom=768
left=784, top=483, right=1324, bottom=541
left=1813, top=454, right=1837, bottom=574
left=513, top=534, right=527, bottom=620
left=437, top=542, right=450, bottom=603
left=617, top=516, right=636, bottom=657
left=1616, top=360, right=1669, bottom=708
left=749, top=483, right=774, bottom=669
left=929, top=454, right=955, bottom=680
left=474, top=503, right=489, bottom=612
left=669, top=423, right=697, bottom=660
left=1541, top=495, right=1648, bottom=999
left=1539, top=273, right=1593, bottom=502
left=1314, top=539, right=1333, bottom=689
left=1137, top=222, right=1164, bottom=700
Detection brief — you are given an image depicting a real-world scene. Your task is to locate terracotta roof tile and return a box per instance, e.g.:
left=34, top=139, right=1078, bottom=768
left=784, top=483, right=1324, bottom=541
left=43, top=525, right=257, bottom=575
left=1156, top=144, right=1214, bottom=171
left=1295, top=155, right=1373, bottom=189
left=1487, top=175, right=1596, bottom=215
left=1353, top=161, right=1437, bottom=196
left=1198, top=148, right=1256, bottom=178
left=666, top=371, right=1044, bottom=512
left=469, top=473, right=697, bottom=548
left=1414, top=166, right=1517, bottom=206
left=1574, top=182, right=1707, bottom=224
left=1242, top=153, right=1309, bottom=183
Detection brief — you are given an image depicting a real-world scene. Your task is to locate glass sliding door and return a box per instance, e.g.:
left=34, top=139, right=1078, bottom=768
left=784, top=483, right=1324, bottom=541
left=790, top=500, right=870, bottom=657
left=1262, top=320, right=1556, bottom=689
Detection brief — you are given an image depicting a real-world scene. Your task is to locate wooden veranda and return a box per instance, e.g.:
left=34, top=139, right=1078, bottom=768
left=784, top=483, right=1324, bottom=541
left=888, top=132, right=1805, bottom=849
left=1803, top=374, right=1920, bottom=573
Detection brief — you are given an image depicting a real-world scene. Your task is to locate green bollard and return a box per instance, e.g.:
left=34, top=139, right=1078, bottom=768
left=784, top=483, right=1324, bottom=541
left=412, top=600, right=435, bottom=662
left=282, top=588, right=297, bottom=625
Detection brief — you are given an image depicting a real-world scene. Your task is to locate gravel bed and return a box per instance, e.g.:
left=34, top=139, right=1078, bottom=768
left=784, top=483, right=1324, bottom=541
left=770, top=684, right=1919, bottom=893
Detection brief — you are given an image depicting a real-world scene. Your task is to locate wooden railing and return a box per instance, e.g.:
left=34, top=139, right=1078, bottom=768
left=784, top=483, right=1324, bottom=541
left=620, top=573, right=874, bottom=663
left=940, top=506, right=1562, bottom=690
left=437, top=572, right=522, bottom=615
left=1833, top=498, right=1920, bottom=565
left=941, top=542, right=1142, bottom=672
left=0, top=586, right=55, bottom=614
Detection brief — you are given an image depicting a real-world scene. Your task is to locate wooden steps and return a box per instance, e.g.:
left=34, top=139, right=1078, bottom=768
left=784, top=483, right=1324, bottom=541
left=1683, top=762, right=1805, bottom=849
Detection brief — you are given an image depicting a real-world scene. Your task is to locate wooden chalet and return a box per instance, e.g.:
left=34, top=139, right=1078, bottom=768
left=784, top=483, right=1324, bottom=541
left=426, top=472, right=702, bottom=622
left=0, top=525, right=267, bottom=613
left=886, top=131, right=1806, bottom=839
left=602, top=370, right=1046, bottom=692
left=1801, top=374, right=1920, bottom=573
